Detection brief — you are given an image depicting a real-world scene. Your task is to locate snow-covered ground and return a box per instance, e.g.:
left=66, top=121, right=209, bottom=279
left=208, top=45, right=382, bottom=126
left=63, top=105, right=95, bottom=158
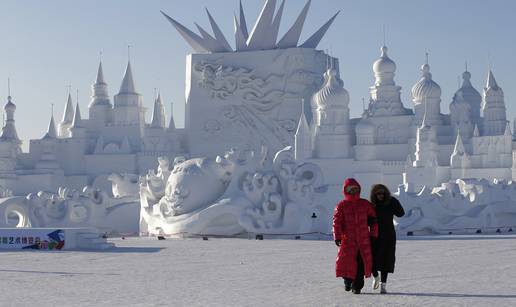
left=1, top=235, right=516, bottom=307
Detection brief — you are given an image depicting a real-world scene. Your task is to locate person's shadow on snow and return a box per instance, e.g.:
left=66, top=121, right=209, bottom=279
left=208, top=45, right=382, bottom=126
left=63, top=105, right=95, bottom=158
left=366, top=292, right=516, bottom=298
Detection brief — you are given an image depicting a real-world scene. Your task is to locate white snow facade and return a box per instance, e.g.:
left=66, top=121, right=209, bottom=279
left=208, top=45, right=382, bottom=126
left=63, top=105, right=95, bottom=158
left=0, top=60, right=183, bottom=195
left=0, top=0, right=514, bottom=200
left=291, top=42, right=514, bottom=194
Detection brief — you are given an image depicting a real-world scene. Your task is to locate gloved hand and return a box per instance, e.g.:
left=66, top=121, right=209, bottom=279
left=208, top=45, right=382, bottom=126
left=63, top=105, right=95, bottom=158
left=335, top=239, right=341, bottom=247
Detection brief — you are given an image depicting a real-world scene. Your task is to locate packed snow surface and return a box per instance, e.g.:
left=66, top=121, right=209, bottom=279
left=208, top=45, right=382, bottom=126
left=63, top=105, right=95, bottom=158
left=1, top=235, right=516, bottom=307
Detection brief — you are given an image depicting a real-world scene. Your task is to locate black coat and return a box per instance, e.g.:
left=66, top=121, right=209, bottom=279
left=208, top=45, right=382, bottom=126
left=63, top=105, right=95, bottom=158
left=371, top=196, right=405, bottom=273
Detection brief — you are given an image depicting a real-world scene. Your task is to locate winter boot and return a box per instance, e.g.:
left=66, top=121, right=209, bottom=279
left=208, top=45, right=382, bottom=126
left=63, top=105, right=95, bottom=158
left=352, top=288, right=361, bottom=294
left=344, top=279, right=352, bottom=292
left=372, top=275, right=380, bottom=290
left=380, top=283, right=387, bottom=294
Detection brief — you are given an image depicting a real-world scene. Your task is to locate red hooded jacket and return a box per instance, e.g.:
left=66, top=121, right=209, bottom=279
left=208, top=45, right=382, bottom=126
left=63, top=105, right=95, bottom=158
left=333, top=178, right=378, bottom=279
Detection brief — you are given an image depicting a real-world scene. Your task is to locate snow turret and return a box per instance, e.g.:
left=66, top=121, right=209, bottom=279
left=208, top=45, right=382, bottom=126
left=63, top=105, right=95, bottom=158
left=311, top=67, right=352, bottom=158
left=294, top=99, right=312, bottom=160
left=450, top=69, right=480, bottom=140
left=70, top=103, right=87, bottom=138
left=112, top=59, right=145, bottom=152
left=312, top=67, right=350, bottom=131
left=0, top=95, right=20, bottom=143
left=373, top=46, right=396, bottom=86
left=413, top=106, right=439, bottom=167
left=113, top=62, right=145, bottom=137
left=450, top=131, right=471, bottom=169
left=37, top=112, right=61, bottom=172
left=150, top=92, right=166, bottom=129
left=119, top=61, right=136, bottom=94
left=0, top=94, right=21, bottom=187
left=58, top=93, right=74, bottom=138
left=312, top=68, right=349, bottom=113
left=89, top=61, right=112, bottom=124
left=42, top=113, right=57, bottom=139
left=482, top=69, right=507, bottom=136
left=368, top=45, right=411, bottom=116
left=113, top=60, right=144, bottom=126
left=411, top=55, right=442, bottom=125
left=457, top=69, right=481, bottom=124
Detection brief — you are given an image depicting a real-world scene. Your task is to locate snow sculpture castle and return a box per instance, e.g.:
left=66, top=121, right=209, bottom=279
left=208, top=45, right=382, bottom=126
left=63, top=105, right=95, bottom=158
left=0, top=61, right=181, bottom=195
left=0, top=0, right=514, bottom=198
left=299, top=46, right=514, bottom=193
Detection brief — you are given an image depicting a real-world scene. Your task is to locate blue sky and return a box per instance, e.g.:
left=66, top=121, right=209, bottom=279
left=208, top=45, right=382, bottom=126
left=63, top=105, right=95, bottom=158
left=1, top=0, right=515, bottom=150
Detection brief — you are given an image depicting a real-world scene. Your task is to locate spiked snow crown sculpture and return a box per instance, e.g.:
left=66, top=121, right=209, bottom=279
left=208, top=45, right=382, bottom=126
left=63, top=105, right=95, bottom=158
left=161, top=0, right=340, bottom=53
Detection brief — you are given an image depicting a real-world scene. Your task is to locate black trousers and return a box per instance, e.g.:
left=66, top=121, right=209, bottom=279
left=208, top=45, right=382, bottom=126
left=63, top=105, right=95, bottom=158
left=372, top=270, right=388, bottom=283
left=344, top=251, right=365, bottom=291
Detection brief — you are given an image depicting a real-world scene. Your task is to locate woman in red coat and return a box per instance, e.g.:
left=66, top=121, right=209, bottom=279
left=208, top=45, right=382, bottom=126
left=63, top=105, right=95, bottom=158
left=333, top=178, right=378, bottom=294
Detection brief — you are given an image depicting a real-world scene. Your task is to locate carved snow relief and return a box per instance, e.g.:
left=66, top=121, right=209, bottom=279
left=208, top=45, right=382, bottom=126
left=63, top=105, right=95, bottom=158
left=397, top=178, right=516, bottom=234
left=140, top=146, right=328, bottom=236
left=0, top=186, right=140, bottom=234
left=195, top=62, right=287, bottom=112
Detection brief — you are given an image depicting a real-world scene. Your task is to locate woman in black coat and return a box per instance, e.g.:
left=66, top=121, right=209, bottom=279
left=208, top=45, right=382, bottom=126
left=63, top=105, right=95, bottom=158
left=369, top=184, right=405, bottom=294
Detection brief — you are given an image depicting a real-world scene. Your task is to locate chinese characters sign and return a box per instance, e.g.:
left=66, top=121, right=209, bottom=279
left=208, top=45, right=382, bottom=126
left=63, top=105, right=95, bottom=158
left=0, top=229, right=65, bottom=250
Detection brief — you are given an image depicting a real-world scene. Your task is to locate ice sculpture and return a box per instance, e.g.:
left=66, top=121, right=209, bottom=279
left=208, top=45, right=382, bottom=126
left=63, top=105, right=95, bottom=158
left=396, top=179, right=516, bottom=234
left=161, top=0, right=339, bottom=53
left=140, top=146, right=329, bottom=236
left=0, top=186, right=139, bottom=234
left=108, top=173, right=140, bottom=198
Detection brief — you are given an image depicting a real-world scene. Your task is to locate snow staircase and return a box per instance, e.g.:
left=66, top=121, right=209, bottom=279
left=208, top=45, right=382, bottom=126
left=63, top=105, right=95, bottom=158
left=75, top=229, right=115, bottom=250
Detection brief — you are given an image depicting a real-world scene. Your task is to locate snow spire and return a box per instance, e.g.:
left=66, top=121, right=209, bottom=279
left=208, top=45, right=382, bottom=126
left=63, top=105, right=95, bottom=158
left=72, top=101, right=82, bottom=128
left=168, top=101, right=176, bottom=131
left=119, top=60, right=137, bottom=94
left=161, top=10, right=209, bottom=53
left=267, top=0, right=285, bottom=48
left=195, top=22, right=228, bottom=53
left=0, top=94, right=20, bottom=141
left=277, top=0, right=311, bottom=49
left=296, top=99, right=310, bottom=136
left=486, top=69, right=499, bottom=90
left=162, top=0, right=339, bottom=52
left=299, top=10, right=340, bottom=48
left=58, top=90, right=75, bottom=138
left=452, top=130, right=466, bottom=155
left=205, top=8, right=232, bottom=52
left=61, top=92, right=74, bottom=124
left=151, top=91, right=166, bottom=128
left=450, top=129, right=470, bottom=169
left=246, top=0, right=277, bottom=50
left=239, top=0, right=249, bottom=39
left=295, top=98, right=312, bottom=160
left=233, top=14, right=247, bottom=51
left=90, top=60, right=111, bottom=108
left=96, top=60, right=105, bottom=84
left=482, top=68, right=506, bottom=136
left=43, top=110, right=57, bottom=139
